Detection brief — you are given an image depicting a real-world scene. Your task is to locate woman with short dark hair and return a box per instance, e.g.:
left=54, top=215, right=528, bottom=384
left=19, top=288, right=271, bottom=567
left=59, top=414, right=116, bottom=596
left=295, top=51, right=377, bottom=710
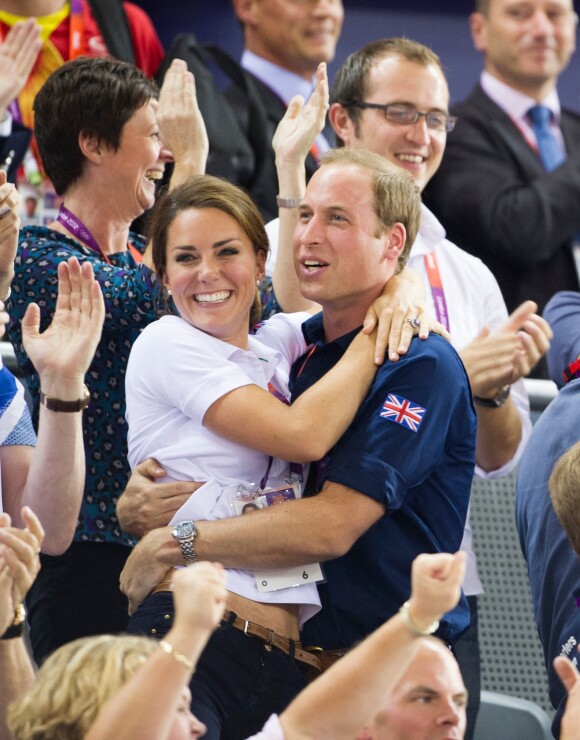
left=6, top=55, right=203, bottom=666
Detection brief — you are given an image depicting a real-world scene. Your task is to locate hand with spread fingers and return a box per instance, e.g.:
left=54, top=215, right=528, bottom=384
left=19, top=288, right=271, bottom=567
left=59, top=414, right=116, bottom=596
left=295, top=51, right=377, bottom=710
left=117, top=458, right=203, bottom=539
left=364, top=272, right=451, bottom=365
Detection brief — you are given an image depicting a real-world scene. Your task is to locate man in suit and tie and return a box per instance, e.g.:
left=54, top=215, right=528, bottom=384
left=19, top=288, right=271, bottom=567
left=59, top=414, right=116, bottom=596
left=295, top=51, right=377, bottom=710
left=228, top=0, right=343, bottom=222
left=424, top=0, right=580, bottom=333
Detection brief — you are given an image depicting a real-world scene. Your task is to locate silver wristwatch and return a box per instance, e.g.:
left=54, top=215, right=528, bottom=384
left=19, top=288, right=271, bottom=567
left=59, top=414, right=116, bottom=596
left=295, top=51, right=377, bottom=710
left=171, top=520, right=198, bottom=565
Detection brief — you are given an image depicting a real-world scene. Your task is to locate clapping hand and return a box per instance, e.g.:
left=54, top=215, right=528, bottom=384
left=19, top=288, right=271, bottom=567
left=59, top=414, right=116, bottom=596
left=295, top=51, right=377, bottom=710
left=0, top=19, right=42, bottom=121
left=158, top=59, right=209, bottom=183
left=22, top=257, right=104, bottom=397
left=0, top=507, right=44, bottom=634
left=273, top=62, right=329, bottom=169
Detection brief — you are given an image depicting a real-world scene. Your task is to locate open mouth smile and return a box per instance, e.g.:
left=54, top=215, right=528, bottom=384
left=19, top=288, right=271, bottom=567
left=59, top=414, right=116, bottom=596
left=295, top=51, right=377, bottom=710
left=397, top=154, right=425, bottom=164
left=302, top=259, right=329, bottom=271
left=194, top=291, right=232, bottom=304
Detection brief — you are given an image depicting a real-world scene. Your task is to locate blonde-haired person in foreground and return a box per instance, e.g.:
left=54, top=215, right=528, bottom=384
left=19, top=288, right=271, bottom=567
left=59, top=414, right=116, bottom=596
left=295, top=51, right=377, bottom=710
left=8, top=551, right=466, bottom=740
left=7, top=561, right=222, bottom=739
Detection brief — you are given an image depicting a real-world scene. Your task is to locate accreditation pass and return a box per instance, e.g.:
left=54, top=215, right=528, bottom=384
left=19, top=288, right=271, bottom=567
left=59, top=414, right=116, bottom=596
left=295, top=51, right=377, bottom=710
left=255, top=562, right=324, bottom=593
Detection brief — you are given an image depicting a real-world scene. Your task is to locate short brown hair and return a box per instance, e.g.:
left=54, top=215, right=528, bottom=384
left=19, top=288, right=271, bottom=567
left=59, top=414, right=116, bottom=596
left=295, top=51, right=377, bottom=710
left=34, top=56, right=158, bottom=195
left=330, top=38, right=446, bottom=145
left=475, top=0, right=490, bottom=15
left=149, top=175, right=269, bottom=326
left=549, top=441, right=580, bottom=557
left=319, top=147, right=421, bottom=271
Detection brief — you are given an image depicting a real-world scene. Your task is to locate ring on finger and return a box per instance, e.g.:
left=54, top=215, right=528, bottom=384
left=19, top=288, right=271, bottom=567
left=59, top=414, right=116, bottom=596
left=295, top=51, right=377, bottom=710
left=404, top=317, right=420, bottom=329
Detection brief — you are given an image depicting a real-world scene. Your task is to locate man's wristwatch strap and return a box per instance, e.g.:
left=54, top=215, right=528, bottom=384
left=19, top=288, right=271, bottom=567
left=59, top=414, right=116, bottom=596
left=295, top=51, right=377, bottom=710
left=180, top=537, right=197, bottom=565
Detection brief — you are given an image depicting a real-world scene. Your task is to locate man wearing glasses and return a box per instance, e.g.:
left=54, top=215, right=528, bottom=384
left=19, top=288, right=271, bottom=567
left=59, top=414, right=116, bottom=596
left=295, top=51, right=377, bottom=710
left=327, top=36, right=551, bottom=739
left=424, top=0, right=580, bottom=326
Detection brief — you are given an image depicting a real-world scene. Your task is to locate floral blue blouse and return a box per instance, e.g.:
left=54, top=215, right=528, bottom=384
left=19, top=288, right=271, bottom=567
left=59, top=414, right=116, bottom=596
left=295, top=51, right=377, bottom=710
left=8, top=227, right=158, bottom=545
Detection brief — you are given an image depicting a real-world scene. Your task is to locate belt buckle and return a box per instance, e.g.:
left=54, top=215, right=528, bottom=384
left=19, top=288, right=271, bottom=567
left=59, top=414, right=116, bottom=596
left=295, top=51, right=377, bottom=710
left=243, top=619, right=250, bottom=636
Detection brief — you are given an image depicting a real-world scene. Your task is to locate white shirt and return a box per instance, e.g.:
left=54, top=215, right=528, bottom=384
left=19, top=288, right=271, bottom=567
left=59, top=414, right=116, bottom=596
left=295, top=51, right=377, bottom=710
left=265, top=204, right=532, bottom=595
left=126, top=312, right=320, bottom=622
left=246, top=714, right=285, bottom=740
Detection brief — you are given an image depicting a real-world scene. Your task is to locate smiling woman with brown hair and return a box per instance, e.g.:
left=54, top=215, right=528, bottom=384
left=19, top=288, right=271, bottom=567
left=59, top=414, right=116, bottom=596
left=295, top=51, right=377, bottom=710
left=5, top=54, right=205, bottom=667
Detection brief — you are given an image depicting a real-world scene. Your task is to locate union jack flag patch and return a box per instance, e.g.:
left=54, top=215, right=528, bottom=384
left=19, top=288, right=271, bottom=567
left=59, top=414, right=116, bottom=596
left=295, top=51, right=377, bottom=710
left=379, top=393, right=426, bottom=433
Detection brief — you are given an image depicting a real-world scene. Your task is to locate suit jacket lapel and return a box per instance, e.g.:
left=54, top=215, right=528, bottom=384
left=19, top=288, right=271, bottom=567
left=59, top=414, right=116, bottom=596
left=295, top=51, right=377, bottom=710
left=560, top=110, right=580, bottom=153
left=465, top=86, right=545, bottom=177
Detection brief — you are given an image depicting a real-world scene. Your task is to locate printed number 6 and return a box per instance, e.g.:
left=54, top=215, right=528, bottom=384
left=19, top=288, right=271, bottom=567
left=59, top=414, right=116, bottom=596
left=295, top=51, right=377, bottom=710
left=302, top=571, right=309, bottom=580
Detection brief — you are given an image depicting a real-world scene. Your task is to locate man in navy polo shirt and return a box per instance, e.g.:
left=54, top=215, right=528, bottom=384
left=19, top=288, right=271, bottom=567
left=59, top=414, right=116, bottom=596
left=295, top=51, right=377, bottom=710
left=285, top=148, right=476, bottom=651
left=120, top=148, right=476, bottom=656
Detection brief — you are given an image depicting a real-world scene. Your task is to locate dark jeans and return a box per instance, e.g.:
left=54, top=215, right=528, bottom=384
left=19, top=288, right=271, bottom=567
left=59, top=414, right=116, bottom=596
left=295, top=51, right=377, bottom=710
left=27, top=541, right=131, bottom=666
left=128, top=592, right=307, bottom=740
left=453, top=594, right=481, bottom=740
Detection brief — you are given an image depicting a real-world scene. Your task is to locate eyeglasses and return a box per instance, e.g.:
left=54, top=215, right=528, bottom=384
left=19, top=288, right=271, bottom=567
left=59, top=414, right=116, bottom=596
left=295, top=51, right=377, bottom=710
left=352, top=102, right=457, bottom=133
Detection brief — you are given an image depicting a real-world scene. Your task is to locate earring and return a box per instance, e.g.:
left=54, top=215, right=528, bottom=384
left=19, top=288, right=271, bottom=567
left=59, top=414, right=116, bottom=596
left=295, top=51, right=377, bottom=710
left=256, top=278, right=261, bottom=287
left=166, top=288, right=172, bottom=296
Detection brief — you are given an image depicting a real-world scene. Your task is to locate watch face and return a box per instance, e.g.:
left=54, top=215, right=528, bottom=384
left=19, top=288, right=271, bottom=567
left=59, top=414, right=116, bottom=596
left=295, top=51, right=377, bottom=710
left=174, top=521, right=194, bottom=539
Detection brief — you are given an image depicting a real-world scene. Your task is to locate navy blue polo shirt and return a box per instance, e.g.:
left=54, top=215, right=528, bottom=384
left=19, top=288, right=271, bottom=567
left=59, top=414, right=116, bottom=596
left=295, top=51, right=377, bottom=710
left=516, top=380, right=580, bottom=737
left=291, top=314, right=476, bottom=649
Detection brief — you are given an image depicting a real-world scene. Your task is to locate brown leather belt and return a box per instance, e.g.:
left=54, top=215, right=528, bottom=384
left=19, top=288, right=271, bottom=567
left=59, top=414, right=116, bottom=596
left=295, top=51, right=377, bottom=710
left=151, top=579, right=173, bottom=595
left=303, top=647, right=348, bottom=672
left=221, top=610, right=320, bottom=671
left=150, top=583, right=321, bottom=672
